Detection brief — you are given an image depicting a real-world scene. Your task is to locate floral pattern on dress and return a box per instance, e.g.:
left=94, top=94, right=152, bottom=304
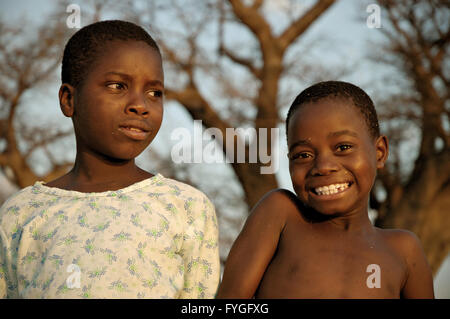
left=0, top=174, right=219, bottom=299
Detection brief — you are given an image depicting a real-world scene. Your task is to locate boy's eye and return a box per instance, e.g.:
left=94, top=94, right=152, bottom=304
left=336, top=144, right=353, bottom=152
left=290, top=152, right=313, bottom=161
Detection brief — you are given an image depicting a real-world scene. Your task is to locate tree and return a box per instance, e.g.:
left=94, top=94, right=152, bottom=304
left=133, top=0, right=336, bottom=209
left=370, top=0, right=449, bottom=273
left=0, top=10, right=73, bottom=188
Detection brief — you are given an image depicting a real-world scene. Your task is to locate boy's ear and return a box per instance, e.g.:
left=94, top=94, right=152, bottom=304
left=375, top=135, right=389, bottom=169
left=59, top=83, right=76, bottom=117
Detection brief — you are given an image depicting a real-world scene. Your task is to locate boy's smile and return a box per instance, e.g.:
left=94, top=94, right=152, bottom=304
left=287, top=98, right=387, bottom=218
left=310, top=181, right=352, bottom=198
left=61, top=40, right=164, bottom=162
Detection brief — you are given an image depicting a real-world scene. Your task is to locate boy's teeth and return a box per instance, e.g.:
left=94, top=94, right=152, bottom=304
left=128, top=127, right=143, bottom=132
left=314, top=183, right=349, bottom=195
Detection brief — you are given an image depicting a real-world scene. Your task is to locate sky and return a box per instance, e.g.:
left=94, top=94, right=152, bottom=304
left=0, top=0, right=448, bottom=297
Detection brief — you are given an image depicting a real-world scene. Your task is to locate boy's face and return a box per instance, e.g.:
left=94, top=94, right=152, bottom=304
left=287, top=98, right=387, bottom=217
left=61, top=40, right=164, bottom=161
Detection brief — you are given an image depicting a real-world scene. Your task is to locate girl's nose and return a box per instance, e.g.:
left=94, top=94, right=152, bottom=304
left=125, top=94, right=149, bottom=117
left=125, top=104, right=149, bottom=116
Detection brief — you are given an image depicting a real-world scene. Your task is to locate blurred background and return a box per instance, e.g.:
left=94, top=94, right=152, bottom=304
left=0, top=0, right=448, bottom=297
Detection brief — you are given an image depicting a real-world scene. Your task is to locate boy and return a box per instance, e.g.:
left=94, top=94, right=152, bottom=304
left=0, top=20, right=219, bottom=298
left=217, top=81, right=434, bottom=298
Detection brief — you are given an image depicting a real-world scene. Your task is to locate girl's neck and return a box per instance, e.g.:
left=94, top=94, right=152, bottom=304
left=46, top=151, right=153, bottom=193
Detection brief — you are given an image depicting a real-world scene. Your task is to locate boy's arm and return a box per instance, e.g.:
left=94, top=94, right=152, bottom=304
left=399, top=231, right=434, bottom=298
left=216, top=189, right=292, bottom=298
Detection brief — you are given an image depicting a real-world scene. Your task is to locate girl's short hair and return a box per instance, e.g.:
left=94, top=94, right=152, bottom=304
left=62, top=20, right=160, bottom=88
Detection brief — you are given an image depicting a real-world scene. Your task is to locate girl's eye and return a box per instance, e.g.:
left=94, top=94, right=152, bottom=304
left=147, top=90, right=163, bottom=98
left=107, top=83, right=125, bottom=90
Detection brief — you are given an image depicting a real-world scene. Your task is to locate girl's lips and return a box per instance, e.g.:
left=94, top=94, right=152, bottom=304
left=118, top=126, right=150, bottom=140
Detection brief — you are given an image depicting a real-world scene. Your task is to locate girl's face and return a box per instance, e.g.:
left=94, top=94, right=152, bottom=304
left=65, top=40, right=164, bottom=162
left=287, top=98, right=388, bottom=217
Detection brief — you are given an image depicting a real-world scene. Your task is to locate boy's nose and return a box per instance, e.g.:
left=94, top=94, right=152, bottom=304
left=310, top=154, right=339, bottom=176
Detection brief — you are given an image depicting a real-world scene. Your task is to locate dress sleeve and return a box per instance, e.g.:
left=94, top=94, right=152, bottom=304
left=179, top=194, right=220, bottom=299
left=0, top=196, right=23, bottom=299
left=0, top=225, right=7, bottom=299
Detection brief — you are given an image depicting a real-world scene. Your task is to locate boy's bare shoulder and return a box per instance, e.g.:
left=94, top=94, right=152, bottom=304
left=248, top=188, right=308, bottom=231
left=375, top=227, right=424, bottom=260
left=375, top=227, right=434, bottom=298
left=376, top=227, right=420, bottom=244
left=259, top=188, right=298, bottom=204
left=254, top=189, right=301, bottom=216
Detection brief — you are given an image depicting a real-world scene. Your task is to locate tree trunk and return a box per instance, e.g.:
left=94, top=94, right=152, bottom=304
left=232, top=162, right=279, bottom=209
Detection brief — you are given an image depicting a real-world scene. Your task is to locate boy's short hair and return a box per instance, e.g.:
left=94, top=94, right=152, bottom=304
left=62, top=20, right=161, bottom=88
left=286, top=81, right=380, bottom=140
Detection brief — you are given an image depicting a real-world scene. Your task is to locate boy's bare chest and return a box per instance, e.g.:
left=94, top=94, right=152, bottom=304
left=257, top=222, right=407, bottom=298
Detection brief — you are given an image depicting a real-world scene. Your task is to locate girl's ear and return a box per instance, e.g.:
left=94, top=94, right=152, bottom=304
left=59, top=83, right=76, bottom=117
left=375, top=135, right=389, bottom=169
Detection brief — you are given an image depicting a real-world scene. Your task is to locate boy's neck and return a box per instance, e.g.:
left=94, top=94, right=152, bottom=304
left=324, top=211, right=374, bottom=233
left=302, top=204, right=374, bottom=234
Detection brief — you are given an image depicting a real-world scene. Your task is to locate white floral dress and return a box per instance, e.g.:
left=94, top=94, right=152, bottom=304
left=0, top=174, right=219, bottom=298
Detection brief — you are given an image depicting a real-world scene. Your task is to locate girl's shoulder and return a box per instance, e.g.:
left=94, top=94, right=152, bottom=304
left=153, top=175, right=213, bottom=203
left=0, top=183, right=44, bottom=230
left=0, top=183, right=39, bottom=211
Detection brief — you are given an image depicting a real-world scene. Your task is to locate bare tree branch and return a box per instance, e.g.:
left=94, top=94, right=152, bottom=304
left=219, top=44, right=262, bottom=79
left=278, top=0, right=336, bottom=52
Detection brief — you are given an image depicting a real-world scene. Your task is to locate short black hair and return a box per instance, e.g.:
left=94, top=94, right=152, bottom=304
left=62, top=20, right=161, bottom=88
left=286, top=81, right=380, bottom=140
